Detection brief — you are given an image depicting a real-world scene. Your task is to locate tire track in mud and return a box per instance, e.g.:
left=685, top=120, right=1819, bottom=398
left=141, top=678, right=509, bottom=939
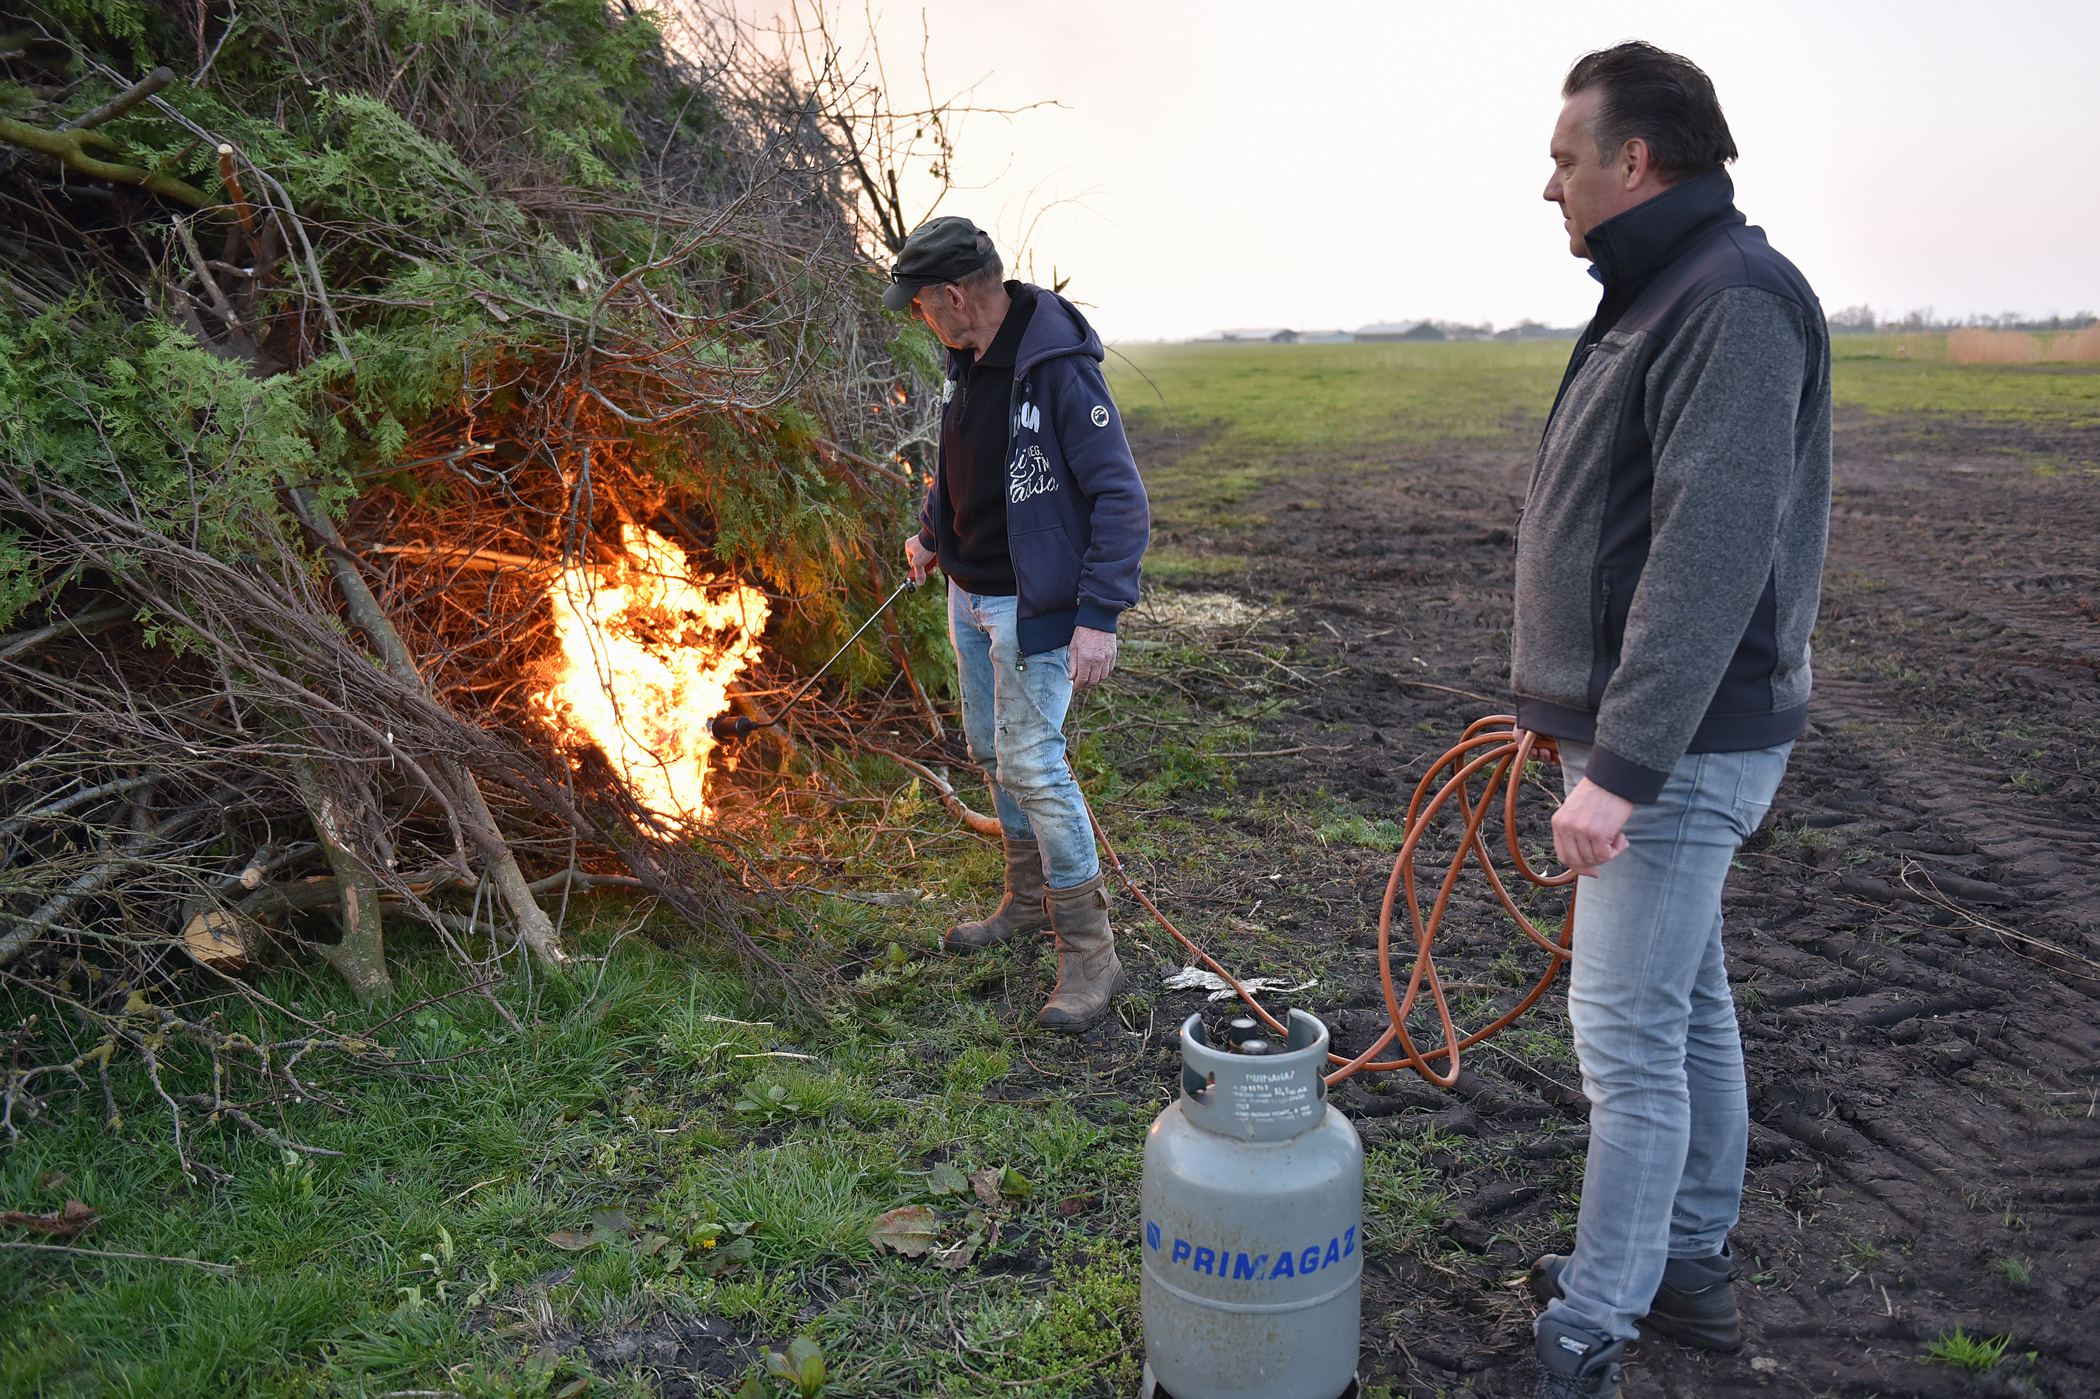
left=1118, top=406, right=2100, bottom=1397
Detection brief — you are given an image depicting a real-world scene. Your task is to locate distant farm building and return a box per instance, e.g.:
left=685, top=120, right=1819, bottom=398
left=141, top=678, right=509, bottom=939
left=1192, top=327, right=1298, bottom=343
left=1353, top=320, right=1445, bottom=342
left=1294, top=329, right=1355, bottom=344
left=1493, top=321, right=1582, bottom=341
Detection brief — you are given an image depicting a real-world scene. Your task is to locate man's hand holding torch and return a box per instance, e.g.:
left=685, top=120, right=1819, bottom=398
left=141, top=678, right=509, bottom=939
left=905, top=535, right=936, bottom=586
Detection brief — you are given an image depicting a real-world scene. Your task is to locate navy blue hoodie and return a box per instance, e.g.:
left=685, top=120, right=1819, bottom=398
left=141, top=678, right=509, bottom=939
left=918, top=285, right=1150, bottom=655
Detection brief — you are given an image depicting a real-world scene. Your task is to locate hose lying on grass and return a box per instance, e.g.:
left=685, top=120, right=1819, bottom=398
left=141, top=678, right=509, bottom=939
left=1085, top=715, right=1575, bottom=1089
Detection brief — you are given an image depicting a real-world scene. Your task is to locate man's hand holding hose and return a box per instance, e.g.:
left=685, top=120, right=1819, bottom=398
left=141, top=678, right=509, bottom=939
left=1518, top=727, right=1634, bottom=877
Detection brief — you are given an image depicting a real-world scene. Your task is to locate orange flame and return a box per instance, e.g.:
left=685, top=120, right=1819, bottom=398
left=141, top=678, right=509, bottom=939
left=537, top=526, right=769, bottom=824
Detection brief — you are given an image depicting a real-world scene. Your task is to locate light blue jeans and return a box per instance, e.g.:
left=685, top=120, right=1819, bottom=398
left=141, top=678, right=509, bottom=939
left=1540, top=739, right=1793, bottom=1343
left=947, top=583, right=1100, bottom=889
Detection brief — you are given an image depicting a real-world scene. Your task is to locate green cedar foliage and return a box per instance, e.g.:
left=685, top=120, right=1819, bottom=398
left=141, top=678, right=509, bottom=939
left=0, top=300, right=319, bottom=627
left=2, top=0, right=929, bottom=672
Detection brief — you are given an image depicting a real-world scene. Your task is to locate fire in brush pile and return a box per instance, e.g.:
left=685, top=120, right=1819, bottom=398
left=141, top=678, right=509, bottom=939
left=537, top=526, right=770, bottom=824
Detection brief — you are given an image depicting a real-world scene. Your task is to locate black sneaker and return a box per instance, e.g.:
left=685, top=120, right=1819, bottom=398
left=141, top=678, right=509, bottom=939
left=1533, top=1317, right=1626, bottom=1398
left=1528, top=1249, right=1742, bottom=1352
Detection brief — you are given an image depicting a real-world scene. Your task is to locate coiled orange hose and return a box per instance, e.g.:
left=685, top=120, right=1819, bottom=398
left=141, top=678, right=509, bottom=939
left=1084, top=715, right=1575, bottom=1088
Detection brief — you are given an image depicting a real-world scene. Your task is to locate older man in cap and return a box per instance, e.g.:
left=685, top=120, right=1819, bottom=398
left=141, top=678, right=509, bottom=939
left=887, top=216, right=1149, bottom=1032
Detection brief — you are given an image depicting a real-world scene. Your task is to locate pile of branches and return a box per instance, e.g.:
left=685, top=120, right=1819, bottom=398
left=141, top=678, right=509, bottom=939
left=0, top=0, right=982, bottom=1152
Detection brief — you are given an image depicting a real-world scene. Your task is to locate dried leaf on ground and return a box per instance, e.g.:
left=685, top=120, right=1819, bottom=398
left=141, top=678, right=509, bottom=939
left=928, top=1161, right=969, bottom=1196
left=2, top=1201, right=97, bottom=1237
left=546, top=1208, right=641, bottom=1254
left=967, top=1166, right=1003, bottom=1205
left=867, top=1204, right=939, bottom=1256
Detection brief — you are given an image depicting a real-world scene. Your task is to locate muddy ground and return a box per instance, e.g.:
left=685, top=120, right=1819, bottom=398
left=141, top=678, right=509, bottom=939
left=1078, top=406, right=2100, bottom=1398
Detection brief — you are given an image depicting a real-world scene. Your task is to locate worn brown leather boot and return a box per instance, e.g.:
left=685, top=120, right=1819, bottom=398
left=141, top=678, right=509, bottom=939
left=944, top=838, right=1052, bottom=951
left=1036, top=873, right=1127, bottom=1032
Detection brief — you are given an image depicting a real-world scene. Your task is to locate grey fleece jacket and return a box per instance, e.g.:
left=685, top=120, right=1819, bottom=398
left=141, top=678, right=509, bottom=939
left=1512, top=169, right=1832, bottom=804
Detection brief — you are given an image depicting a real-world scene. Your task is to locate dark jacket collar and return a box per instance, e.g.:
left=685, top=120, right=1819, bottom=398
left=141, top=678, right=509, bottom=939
left=1584, top=167, right=1744, bottom=302
left=942, top=283, right=1107, bottom=380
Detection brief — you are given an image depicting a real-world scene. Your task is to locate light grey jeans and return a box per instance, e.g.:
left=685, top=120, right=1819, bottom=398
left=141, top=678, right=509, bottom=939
left=1540, top=739, right=1793, bottom=1343
left=947, top=583, right=1100, bottom=890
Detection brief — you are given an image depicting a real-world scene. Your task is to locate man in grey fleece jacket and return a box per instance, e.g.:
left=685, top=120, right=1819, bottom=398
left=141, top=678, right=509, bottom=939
left=1512, top=42, right=1831, bottom=1399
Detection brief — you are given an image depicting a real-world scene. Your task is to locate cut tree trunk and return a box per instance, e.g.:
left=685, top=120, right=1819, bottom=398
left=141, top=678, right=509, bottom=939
left=290, top=756, right=392, bottom=1002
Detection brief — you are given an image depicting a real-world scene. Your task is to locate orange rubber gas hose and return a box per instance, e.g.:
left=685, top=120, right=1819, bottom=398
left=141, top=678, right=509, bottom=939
left=1081, top=715, right=1575, bottom=1088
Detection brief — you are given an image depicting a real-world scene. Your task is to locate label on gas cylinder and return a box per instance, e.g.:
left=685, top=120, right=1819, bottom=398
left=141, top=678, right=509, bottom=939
left=1226, top=1066, right=1319, bottom=1128
left=1143, top=1218, right=1358, bottom=1287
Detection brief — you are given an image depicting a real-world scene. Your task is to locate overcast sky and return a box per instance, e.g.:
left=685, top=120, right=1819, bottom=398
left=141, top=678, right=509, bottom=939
left=740, top=2, right=2100, bottom=342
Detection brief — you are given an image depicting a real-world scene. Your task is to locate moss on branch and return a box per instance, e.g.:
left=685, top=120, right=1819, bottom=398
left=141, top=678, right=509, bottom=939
left=0, top=114, right=212, bottom=206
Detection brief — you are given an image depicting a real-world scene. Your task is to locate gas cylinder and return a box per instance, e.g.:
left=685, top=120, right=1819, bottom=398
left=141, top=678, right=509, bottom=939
left=1139, top=1009, right=1363, bottom=1399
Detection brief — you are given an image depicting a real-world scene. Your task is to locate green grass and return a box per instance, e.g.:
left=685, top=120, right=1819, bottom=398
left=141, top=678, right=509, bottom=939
left=1107, top=341, right=1570, bottom=456
left=0, top=614, right=1318, bottom=1397
left=1360, top=1135, right=1455, bottom=1252
left=1105, top=340, right=2100, bottom=538
left=0, top=566, right=1513, bottom=1395
left=1314, top=813, right=1409, bottom=853
left=1834, top=360, right=2100, bottom=428
left=1819, top=333, right=2100, bottom=427
left=0, top=918, right=1156, bottom=1397
left=1925, top=1327, right=2012, bottom=1373
left=1842, top=1236, right=1885, bottom=1271
left=1105, top=341, right=1566, bottom=524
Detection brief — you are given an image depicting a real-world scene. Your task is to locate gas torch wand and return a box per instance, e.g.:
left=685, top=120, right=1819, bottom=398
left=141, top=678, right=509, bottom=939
left=707, top=577, right=920, bottom=741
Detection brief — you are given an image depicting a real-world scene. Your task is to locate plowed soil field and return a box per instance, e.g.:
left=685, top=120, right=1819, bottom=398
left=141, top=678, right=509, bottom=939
left=1114, top=402, right=2100, bottom=1397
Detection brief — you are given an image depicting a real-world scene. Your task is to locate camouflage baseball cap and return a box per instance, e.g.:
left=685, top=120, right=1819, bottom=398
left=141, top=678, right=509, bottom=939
left=882, top=216, right=996, bottom=311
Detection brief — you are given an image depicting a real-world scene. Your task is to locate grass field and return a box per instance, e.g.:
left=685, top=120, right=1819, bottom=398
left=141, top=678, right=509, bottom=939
left=1108, top=341, right=1569, bottom=458
left=1829, top=348, right=2100, bottom=425
left=8, top=334, right=2095, bottom=1399
left=1105, top=339, right=2100, bottom=529
left=1, top=906, right=1159, bottom=1397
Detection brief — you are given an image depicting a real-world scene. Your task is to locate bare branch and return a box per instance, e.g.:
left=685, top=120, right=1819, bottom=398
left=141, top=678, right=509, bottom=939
left=56, top=66, right=176, bottom=132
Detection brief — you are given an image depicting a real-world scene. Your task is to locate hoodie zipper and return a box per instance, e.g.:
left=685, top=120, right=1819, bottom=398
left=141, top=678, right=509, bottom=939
left=1007, top=372, right=1026, bottom=669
